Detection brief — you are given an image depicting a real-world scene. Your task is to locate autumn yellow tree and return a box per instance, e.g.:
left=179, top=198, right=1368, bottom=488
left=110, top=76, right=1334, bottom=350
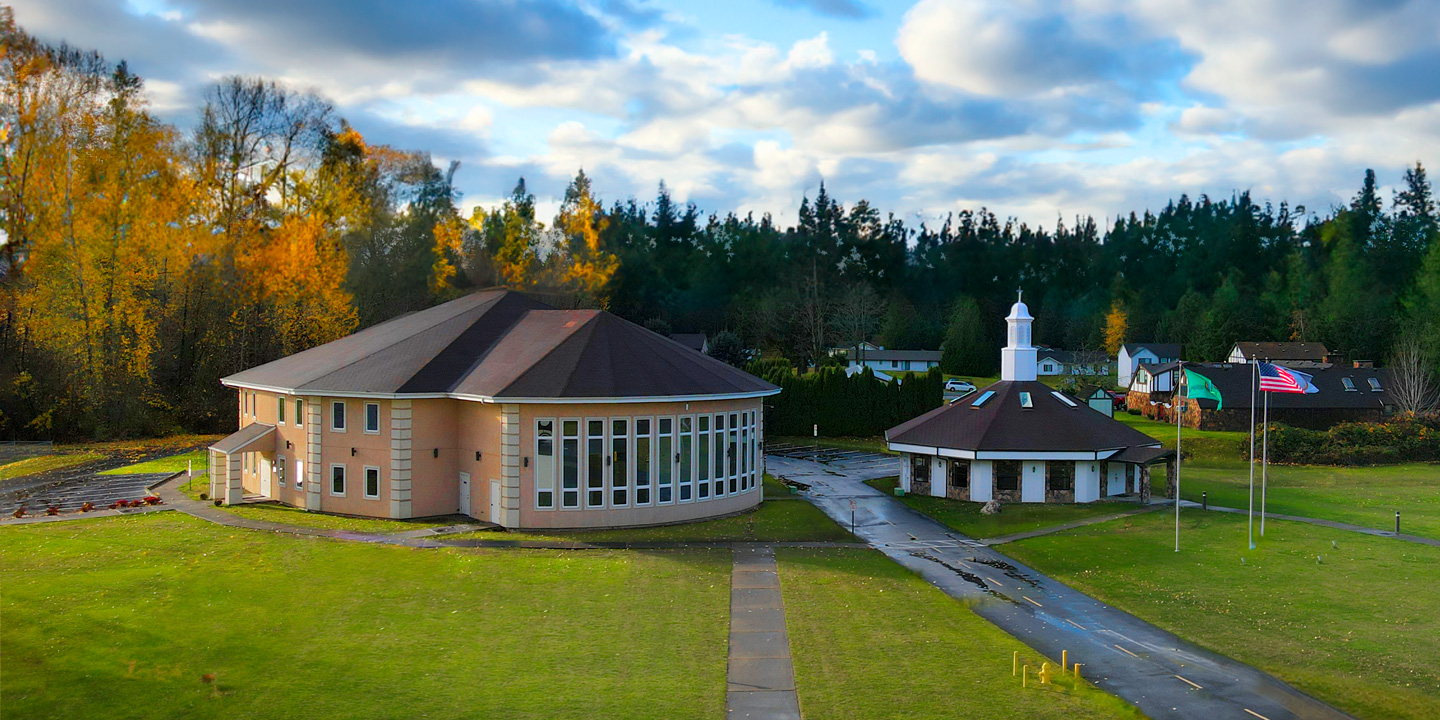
left=1104, top=300, right=1129, bottom=356
left=552, top=170, right=618, bottom=307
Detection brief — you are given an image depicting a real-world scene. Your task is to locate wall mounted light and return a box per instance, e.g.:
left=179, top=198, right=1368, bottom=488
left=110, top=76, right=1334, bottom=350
left=475, top=451, right=482, bottom=462
left=350, top=447, right=356, bottom=457
left=433, top=448, right=439, bottom=458
left=522, top=456, right=529, bottom=467
left=285, top=440, right=292, bottom=449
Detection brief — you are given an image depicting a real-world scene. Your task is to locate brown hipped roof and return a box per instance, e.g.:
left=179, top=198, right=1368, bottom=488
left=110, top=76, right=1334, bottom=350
left=886, top=381, right=1160, bottom=454
left=223, top=290, right=778, bottom=400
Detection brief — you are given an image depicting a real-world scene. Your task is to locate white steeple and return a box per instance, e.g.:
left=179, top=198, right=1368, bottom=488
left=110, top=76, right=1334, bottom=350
left=1001, top=289, right=1037, bottom=382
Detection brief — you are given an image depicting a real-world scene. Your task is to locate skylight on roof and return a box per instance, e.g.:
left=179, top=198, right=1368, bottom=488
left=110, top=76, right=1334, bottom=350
left=1052, top=391, right=1077, bottom=407
left=1368, top=377, right=1382, bottom=392
left=971, top=390, right=995, bottom=408
left=1342, top=377, right=1356, bottom=391
left=1019, top=391, right=1033, bottom=408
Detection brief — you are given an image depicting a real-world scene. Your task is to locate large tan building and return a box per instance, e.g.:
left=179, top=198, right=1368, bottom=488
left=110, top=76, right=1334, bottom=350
left=209, top=290, right=779, bottom=529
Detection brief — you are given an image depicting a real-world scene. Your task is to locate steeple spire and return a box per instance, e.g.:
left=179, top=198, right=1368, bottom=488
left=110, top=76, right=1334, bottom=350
left=1002, top=290, right=1037, bottom=382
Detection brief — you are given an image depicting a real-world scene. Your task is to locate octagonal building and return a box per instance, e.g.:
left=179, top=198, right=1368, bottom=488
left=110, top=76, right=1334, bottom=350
left=209, top=289, right=779, bottom=529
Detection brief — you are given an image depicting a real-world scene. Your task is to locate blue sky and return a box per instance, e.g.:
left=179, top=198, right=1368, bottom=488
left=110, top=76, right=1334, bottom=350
left=16, top=0, right=1440, bottom=228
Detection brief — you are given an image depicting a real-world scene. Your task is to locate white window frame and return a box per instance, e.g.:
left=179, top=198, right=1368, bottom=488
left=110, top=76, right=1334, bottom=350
left=535, top=418, right=557, bottom=510
left=331, top=401, right=347, bottom=432
left=364, top=402, right=381, bottom=434
left=728, top=412, right=740, bottom=496
left=329, top=463, right=347, bottom=497
left=363, top=465, right=381, bottom=499
left=631, top=416, right=653, bottom=506
left=696, top=414, right=711, bottom=500
left=712, top=413, right=726, bottom=498
left=560, top=418, right=580, bottom=509
left=295, top=399, right=304, bottom=428
left=277, top=395, right=286, bottom=426
left=679, top=415, right=695, bottom=503
left=277, top=454, right=286, bottom=488
left=657, top=416, right=675, bottom=505
left=610, top=417, right=630, bottom=508
left=585, top=417, right=606, bottom=508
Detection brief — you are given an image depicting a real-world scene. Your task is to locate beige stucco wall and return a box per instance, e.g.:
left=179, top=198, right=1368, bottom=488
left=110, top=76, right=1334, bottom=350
left=229, top=389, right=767, bottom=528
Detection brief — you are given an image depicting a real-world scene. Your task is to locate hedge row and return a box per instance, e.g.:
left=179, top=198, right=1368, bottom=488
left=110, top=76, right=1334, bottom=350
left=1260, top=418, right=1440, bottom=465
left=751, top=363, right=944, bottom=438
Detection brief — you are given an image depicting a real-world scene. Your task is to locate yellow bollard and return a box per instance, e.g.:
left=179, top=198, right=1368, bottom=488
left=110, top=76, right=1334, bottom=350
left=1023, top=665, right=1030, bottom=687
left=1040, top=662, right=1052, bottom=684
left=1061, top=650, right=1068, bottom=675
left=1074, top=663, right=1083, bottom=680
left=1012, top=650, right=1019, bottom=676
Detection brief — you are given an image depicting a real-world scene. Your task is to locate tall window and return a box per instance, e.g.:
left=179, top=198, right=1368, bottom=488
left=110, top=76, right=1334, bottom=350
left=331, top=401, right=346, bottom=431
left=740, top=418, right=749, bottom=491
left=611, top=419, right=628, bottom=506
left=679, top=416, right=694, bottom=501
left=561, top=420, right=579, bottom=508
left=536, top=420, right=555, bottom=509
left=295, top=399, right=303, bottom=427
left=713, top=414, right=725, bottom=497
left=995, top=460, right=1021, bottom=492
left=276, top=456, right=286, bottom=487
left=330, top=464, right=346, bottom=496
left=364, top=403, right=380, bottom=433
left=635, top=418, right=652, bottom=505
left=657, top=418, right=673, bottom=503
left=278, top=396, right=286, bottom=425
left=364, top=466, right=380, bottom=499
left=728, top=412, right=739, bottom=494
left=586, top=420, right=605, bottom=507
left=697, top=416, right=710, bottom=499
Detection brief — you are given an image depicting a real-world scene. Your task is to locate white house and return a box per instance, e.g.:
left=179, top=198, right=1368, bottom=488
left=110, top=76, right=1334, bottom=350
left=847, top=349, right=942, bottom=374
left=1227, top=342, right=1330, bottom=365
left=1037, top=349, right=1112, bottom=377
left=1118, top=343, right=1181, bottom=389
left=1127, top=362, right=1177, bottom=395
left=887, top=293, right=1172, bottom=505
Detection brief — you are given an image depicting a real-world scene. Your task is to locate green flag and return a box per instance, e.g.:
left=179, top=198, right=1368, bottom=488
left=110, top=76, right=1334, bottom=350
left=1183, top=368, right=1222, bottom=410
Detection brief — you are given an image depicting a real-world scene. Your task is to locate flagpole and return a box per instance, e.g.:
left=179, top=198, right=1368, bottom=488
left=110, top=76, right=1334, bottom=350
left=1248, top=359, right=1257, bottom=550
left=1175, top=361, right=1183, bottom=553
left=1261, top=372, right=1270, bottom=537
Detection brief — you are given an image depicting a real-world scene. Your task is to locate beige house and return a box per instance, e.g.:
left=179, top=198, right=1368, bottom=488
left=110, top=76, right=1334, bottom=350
left=210, top=290, right=780, bottom=529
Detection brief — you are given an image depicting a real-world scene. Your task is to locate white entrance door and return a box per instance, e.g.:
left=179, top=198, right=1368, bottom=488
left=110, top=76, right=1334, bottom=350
left=259, top=457, right=271, bottom=496
left=489, top=480, right=502, bottom=524
left=458, top=472, right=471, bottom=516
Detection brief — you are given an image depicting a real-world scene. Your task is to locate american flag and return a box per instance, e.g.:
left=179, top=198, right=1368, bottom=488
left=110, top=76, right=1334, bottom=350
left=1257, top=361, right=1317, bottom=394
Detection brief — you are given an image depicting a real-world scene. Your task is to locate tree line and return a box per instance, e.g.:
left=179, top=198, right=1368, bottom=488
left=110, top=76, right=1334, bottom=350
left=2, top=11, right=1437, bottom=439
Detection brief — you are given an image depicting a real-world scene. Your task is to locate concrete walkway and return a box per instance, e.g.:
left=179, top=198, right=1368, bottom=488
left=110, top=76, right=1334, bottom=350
left=727, top=546, right=801, bottom=720
left=768, top=453, right=1356, bottom=720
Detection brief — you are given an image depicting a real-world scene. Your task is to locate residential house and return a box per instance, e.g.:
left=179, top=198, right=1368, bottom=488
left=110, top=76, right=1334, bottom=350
left=1227, top=342, right=1331, bottom=366
left=1037, top=349, right=1112, bottom=377
left=1118, top=343, right=1181, bottom=389
left=1126, top=362, right=1394, bottom=430
left=847, top=349, right=942, bottom=375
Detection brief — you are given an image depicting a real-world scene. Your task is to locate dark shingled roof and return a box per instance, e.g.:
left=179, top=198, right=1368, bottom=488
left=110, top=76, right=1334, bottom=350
left=670, top=333, right=707, bottom=352
left=223, top=290, right=777, bottom=400
left=1232, top=341, right=1329, bottom=362
left=1121, top=343, right=1181, bottom=358
left=886, top=381, right=1160, bottom=454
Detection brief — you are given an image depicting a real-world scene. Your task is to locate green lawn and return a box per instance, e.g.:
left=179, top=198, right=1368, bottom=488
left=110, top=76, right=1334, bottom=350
left=446, top=496, right=854, bottom=544
left=777, top=548, right=1142, bottom=719
left=0, top=513, right=730, bottom=720
left=866, top=476, right=1144, bottom=540
left=0, top=453, right=104, bottom=485
left=769, top=435, right=894, bottom=455
left=218, top=502, right=470, bottom=534
left=99, top=449, right=208, bottom=476
left=1004, top=509, right=1440, bottom=720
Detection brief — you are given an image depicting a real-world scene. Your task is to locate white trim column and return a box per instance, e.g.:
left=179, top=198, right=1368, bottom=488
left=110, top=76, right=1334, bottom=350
left=500, top=404, right=521, bottom=527
left=224, top=452, right=243, bottom=505
left=390, top=399, right=413, bottom=519
left=306, top=397, right=323, bottom=511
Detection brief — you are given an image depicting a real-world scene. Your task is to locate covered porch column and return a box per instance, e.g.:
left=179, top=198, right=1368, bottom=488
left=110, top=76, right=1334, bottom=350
left=207, top=423, right=276, bottom=507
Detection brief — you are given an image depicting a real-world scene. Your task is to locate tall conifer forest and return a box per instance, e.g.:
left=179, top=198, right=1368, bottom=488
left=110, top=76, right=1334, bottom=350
left=2, top=12, right=1438, bottom=439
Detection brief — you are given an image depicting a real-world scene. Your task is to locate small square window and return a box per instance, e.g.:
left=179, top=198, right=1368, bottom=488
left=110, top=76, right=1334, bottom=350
left=330, top=465, right=346, bottom=496
left=1342, top=377, right=1356, bottom=392
left=1019, top=392, right=1033, bottom=408
left=365, top=403, right=380, bottom=433
left=1367, top=377, right=1382, bottom=392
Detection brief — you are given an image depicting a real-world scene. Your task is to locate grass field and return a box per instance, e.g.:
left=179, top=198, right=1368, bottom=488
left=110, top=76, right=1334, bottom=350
left=865, top=476, right=1145, bottom=539
left=1112, top=413, right=1440, bottom=539
left=1004, top=509, right=1440, bottom=720
left=0, top=453, right=104, bottom=485
left=99, top=449, right=208, bottom=477
left=1, top=513, right=730, bottom=720
left=219, top=502, right=470, bottom=533
left=769, top=435, right=894, bottom=454
left=444, top=496, right=854, bottom=544
left=777, top=548, right=1142, bottom=719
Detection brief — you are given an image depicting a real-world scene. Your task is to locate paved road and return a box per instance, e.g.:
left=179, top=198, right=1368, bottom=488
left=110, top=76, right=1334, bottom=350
left=0, top=447, right=202, bottom=514
left=767, top=452, right=1355, bottom=720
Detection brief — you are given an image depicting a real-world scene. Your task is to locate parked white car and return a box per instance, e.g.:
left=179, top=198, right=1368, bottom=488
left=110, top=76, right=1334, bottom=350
left=944, top=378, right=976, bottom=394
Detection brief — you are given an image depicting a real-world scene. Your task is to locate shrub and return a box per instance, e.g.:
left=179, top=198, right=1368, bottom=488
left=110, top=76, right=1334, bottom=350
left=1261, top=419, right=1440, bottom=466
